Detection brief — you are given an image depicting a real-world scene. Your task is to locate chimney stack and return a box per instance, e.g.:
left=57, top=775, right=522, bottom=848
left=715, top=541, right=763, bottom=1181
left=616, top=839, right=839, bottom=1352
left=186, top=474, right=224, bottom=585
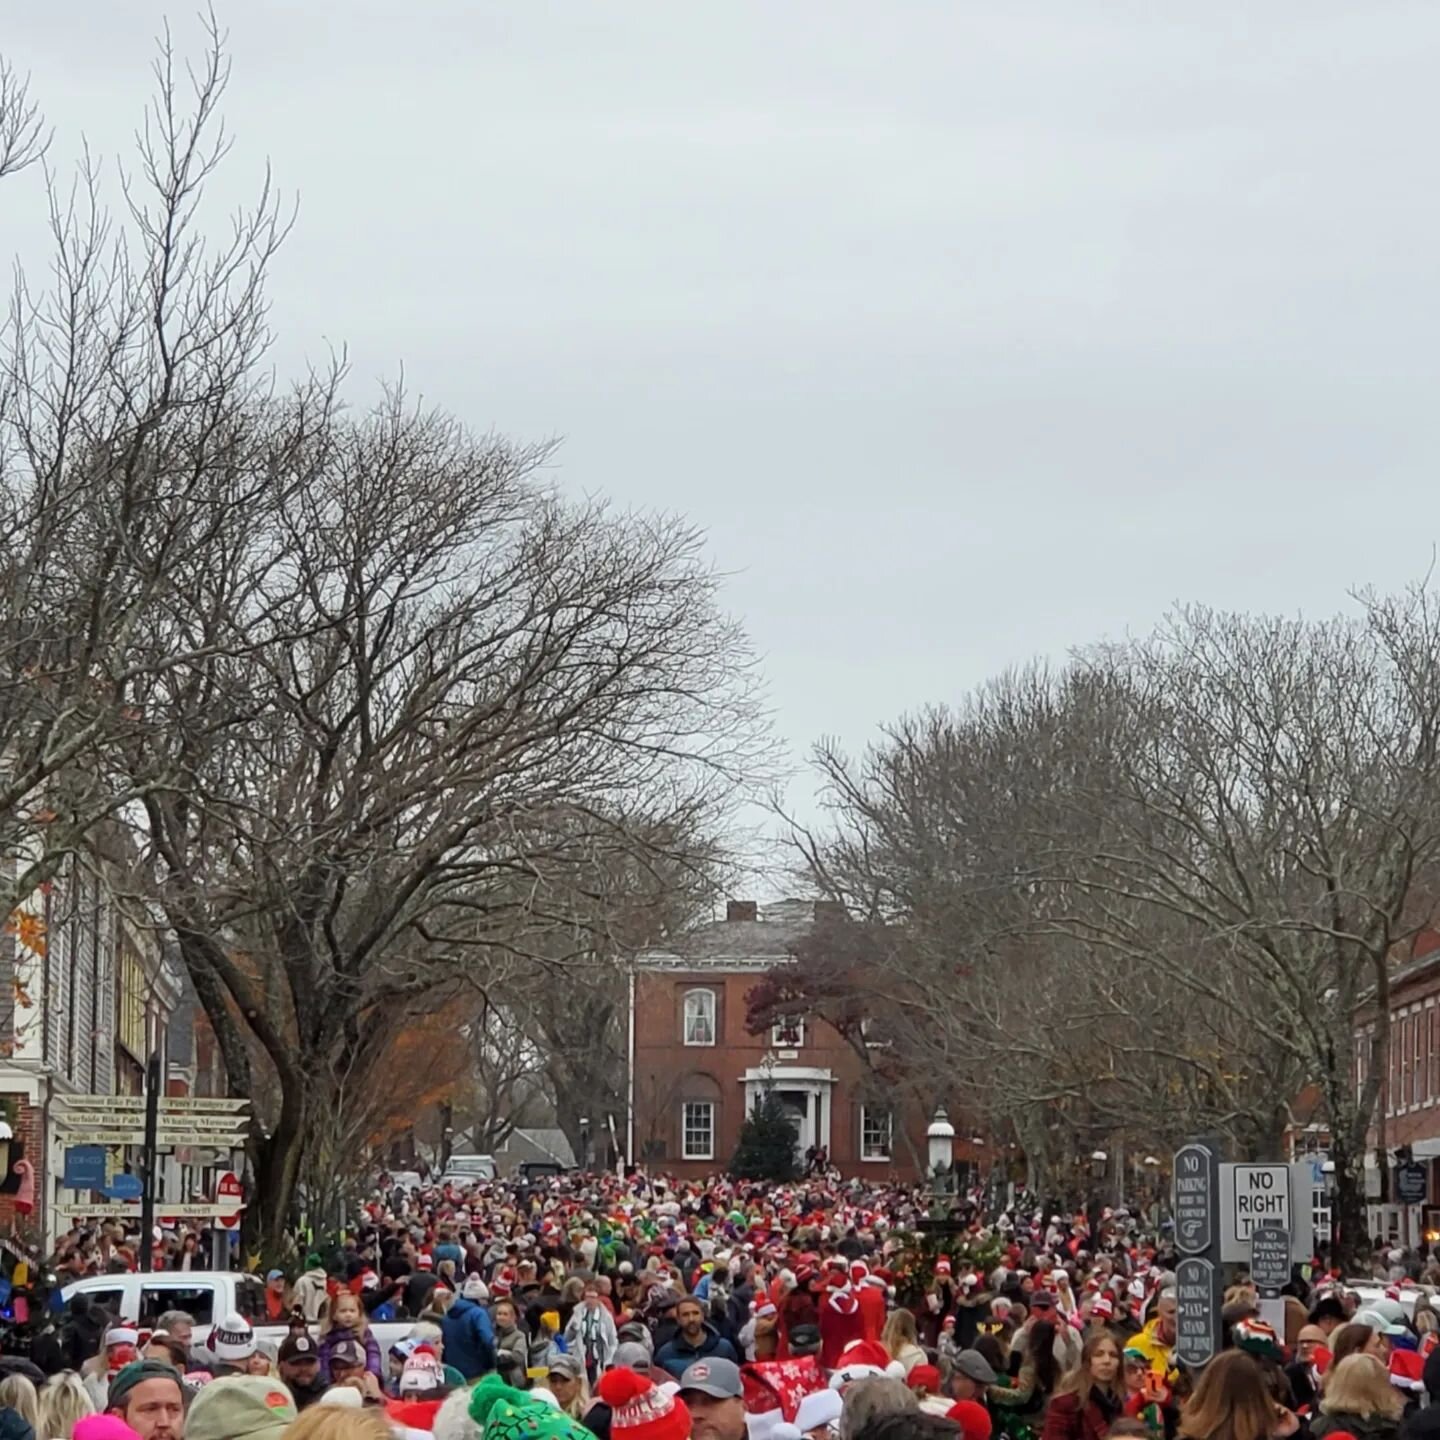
left=726, top=900, right=758, bottom=923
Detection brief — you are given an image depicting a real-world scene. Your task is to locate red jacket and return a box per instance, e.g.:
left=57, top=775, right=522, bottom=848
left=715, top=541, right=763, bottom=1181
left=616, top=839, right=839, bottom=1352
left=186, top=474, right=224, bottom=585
left=1043, top=1390, right=1123, bottom=1440
left=856, top=1286, right=886, bottom=1344
left=819, top=1291, right=866, bottom=1371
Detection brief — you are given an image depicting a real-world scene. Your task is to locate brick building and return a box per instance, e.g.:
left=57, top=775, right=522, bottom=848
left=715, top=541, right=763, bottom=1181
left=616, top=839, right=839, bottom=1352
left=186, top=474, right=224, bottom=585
left=0, top=840, right=181, bottom=1248
left=626, top=899, right=955, bottom=1180
left=1355, top=928, right=1440, bottom=1244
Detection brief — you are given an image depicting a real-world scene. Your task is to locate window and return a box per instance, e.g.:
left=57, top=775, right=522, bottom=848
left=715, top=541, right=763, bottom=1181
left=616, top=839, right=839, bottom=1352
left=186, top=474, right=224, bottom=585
left=771, top=1015, right=805, bottom=1048
left=1431, top=1010, right=1439, bottom=1103
left=1417, top=1013, right=1426, bottom=1106
left=683, top=989, right=716, bottom=1046
left=682, top=1101, right=715, bottom=1160
left=117, top=947, right=147, bottom=1061
left=141, top=1283, right=215, bottom=1328
left=860, top=1106, right=892, bottom=1162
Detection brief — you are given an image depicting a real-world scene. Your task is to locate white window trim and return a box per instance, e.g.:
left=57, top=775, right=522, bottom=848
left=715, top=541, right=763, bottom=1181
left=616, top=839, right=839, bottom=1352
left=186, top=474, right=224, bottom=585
left=860, top=1104, right=892, bottom=1163
left=682, top=1100, right=715, bottom=1161
left=771, top=1014, right=805, bottom=1048
left=683, top=988, right=717, bottom=1047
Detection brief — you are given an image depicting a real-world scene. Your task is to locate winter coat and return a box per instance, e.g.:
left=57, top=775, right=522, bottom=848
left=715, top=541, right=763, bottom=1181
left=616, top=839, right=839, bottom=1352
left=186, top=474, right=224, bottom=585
left=294, top=1268, right=330, bottom=1324
left=442, top=1296, right=497, bottom=1380
left=493, top=1322, right=530, bottom=1373
left=655, top=1324, right=739, bottom=1380
left=0, top=1408, right=34, bottom=1440
left=819, top=1292, right=866, bottom=1371
left=318, top=1326, right=382, bottom=1382
left=566, top=1303, right=618, bottom=1380
left=1044, top=1388, right=1124, bottom=1440
left=1313, top=1413, right=1400, bottom=1440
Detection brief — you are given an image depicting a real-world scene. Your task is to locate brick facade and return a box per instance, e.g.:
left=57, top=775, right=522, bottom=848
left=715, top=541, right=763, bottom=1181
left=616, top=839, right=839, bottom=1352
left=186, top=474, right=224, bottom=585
left=629, top=900, right=972, bottom=1182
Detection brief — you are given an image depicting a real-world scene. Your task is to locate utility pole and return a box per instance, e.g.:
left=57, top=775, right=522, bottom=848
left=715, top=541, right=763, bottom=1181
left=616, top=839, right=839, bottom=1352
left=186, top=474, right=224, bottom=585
left=139, top=1050, right=161, bottom=1273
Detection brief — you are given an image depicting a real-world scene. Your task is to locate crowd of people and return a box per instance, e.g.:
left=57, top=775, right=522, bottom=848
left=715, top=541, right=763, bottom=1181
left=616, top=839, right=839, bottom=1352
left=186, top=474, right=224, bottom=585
left=8, top=1170, right=1440, bottom=1440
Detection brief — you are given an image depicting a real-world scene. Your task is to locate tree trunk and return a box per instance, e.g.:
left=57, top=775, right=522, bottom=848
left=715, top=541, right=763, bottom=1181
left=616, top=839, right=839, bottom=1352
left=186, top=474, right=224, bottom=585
left=1331, top=1144, right=1369, bottom=1273
left=246, top=1078, right=307, bottom=1261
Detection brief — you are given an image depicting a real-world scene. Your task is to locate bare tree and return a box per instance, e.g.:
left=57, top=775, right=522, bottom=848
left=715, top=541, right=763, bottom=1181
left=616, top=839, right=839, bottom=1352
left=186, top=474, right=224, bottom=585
left=1, top=18, right=296, bottom=918
left=0, top=57, right=48, bottom=179
left=790, top=595, right=1440, bottom=1260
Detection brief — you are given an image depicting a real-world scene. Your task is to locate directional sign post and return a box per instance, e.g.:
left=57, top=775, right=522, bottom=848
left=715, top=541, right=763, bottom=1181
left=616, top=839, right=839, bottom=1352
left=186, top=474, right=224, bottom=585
left=62, top=1146, right=107, bottom=1190
left=1173, top=1138, right=1223, bottom=1369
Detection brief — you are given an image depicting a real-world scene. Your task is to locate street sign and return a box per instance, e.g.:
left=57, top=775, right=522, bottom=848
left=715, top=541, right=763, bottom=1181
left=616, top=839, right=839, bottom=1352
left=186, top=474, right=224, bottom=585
left=49, top=1127, right=248, bottom=1149
left=1249, top=1225, right=1291, bottom=1294
left=215, top=1170, right=244, bottom=1229
left=52, top=1095, right=248, bottom=1113
left=1397, top=1162, right=1428, bottom=1205
left=1216, top=1162, right=1313, bottom=1262
left=106, top=1173, right=144, bottom=1200
left=1174, top=1141, right=1217, bottom=1255
left=1175, top=1257, right=1221, bottom=1368
left=62, top=1146, right=107, bottom=1190
left=54, top=1201, right=248, bottom=1220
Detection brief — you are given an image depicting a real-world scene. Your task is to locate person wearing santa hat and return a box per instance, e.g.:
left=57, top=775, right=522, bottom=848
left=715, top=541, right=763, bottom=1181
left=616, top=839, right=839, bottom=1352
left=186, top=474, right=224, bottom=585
left=852, top=1263, right=887, bottom=1346
left=819, top=1288, right=867, bottom=1371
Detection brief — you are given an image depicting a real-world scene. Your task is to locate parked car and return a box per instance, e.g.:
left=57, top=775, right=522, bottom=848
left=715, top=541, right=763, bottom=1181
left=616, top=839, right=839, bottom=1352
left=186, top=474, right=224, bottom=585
left=438, top=1154, right=496, bottom=1186
left=60, top=1271, right=411, bottom=1352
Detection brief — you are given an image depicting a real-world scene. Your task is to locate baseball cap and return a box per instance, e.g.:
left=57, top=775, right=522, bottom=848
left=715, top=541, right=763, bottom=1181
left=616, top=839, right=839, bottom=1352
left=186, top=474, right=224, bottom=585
left=186, top=1376, right=297, bottom=1440
left=952, top=1351, right=998, bottom=1385
left=278, top=1333, right=318, bottom=1364
left=330, top=1337, right=367, bottom=1368
left=678, top=1357, right=743, bottom=1399
left=612, top=1342, right=652, bottom=1372
left=1029, top=1290, right=1057, bottom=1310
left=548, top=1353, right=585, bottom=1381
left=1356, top=1307, right=1408, bottom=1338
left=265, top=1269, right=285, bottom=1283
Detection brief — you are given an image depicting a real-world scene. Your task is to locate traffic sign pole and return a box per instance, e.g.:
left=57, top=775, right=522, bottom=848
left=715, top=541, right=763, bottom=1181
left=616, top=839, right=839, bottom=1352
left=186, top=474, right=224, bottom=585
left=140, top=1052, right=161, bottom=1273
left=1174, top=1137, right=1224, bottom=1369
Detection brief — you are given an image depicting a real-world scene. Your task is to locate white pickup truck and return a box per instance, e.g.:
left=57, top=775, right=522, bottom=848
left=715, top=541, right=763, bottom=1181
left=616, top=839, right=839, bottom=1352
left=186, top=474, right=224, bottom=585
left=59, top=1272, right=413, bottom=1354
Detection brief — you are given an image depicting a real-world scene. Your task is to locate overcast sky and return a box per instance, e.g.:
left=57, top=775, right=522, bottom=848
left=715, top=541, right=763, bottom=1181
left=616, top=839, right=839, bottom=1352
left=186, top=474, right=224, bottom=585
left=8, top=1, right=1440, bottom=848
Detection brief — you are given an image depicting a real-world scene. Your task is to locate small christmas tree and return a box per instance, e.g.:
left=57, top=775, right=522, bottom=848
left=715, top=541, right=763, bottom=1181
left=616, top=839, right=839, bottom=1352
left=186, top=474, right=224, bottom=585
left=730, top=1088, right=800, bottom=1181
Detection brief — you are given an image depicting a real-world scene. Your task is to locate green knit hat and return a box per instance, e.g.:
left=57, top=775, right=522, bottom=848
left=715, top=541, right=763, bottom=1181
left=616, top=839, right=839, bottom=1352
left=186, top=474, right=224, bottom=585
left=483, top=1398, right=595, bottom=1440
left=468, top=1373, right=531, bottom=1429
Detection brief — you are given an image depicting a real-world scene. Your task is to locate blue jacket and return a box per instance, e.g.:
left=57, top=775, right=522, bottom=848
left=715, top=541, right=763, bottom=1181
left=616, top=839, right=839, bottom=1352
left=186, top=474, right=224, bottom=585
left=441, top=1297, right=496, bottom=1380
left=655, top=1325, right=738, bottom=1380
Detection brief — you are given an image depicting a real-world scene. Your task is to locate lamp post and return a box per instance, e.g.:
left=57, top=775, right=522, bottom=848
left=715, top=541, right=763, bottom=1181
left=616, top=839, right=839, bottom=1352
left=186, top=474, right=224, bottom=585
left=1321, top=1159, right=1337, bottom=1251
left=0, top=1119, right=11, bottom=1178
left=579, top=1117, right=592, bottom=1171
left=1090, top=1149, right=1108, bottom=1189
left=928, top=1108, right=957, bottom=1213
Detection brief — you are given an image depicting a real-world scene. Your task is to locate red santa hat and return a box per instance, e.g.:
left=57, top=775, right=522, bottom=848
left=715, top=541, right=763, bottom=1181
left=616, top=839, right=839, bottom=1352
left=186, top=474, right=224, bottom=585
left=754, top=1299, right=778, bottom=1319
left=849, top=1260, right=869, bottom=1283
left=1391, top=1350, right=1426, bottom=1392
left=416, top=1252, right=434, bottom=1271
left=596, top=1368, right=692, bottom=1440
left=1091, top=1297, right=1114, bottom=1320
left=934, top=1255, right=953, bottom=1277
left=941, top=1315, right=957, bottom=1331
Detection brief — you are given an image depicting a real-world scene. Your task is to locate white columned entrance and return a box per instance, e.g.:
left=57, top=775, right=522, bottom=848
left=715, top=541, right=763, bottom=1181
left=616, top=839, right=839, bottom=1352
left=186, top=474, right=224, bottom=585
left=741, top=1066, right=835, bottom=1157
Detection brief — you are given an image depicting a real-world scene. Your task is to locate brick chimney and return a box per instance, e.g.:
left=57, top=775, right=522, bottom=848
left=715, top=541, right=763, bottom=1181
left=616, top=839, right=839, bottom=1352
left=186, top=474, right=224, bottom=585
left=726, top=900, right=758, bottom=923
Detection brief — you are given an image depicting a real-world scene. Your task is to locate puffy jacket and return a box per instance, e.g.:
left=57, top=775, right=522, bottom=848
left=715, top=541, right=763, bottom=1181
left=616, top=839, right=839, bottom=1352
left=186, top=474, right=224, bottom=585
left=318, top=1326, right=382, bottom=1382
left=0, top=1408, right=34, bottom=1440
left=655, top=1324, right=739, bottom=1380
left=442, top=1297, right=497, bottom=1380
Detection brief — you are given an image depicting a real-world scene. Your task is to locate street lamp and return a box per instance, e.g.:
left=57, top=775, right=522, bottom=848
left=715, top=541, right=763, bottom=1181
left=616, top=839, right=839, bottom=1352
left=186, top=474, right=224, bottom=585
left=1090, top=1150, right=1108, bottom=1184
left=579, top=1117, right=592, bottom=1171
left=0, top=1119, right=12, bottom=1177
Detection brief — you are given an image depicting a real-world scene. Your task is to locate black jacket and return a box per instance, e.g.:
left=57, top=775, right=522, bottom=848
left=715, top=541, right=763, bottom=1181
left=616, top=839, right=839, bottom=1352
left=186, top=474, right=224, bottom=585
left=0, top=1407, right=35, bottom=1440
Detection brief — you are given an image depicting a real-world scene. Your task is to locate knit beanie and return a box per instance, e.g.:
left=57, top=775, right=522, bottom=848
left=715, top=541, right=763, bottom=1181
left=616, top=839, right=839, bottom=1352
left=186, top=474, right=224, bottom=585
left=595, top=1367, right=692, bottom=1440
left=106, top=1361, right=184, bottom=1414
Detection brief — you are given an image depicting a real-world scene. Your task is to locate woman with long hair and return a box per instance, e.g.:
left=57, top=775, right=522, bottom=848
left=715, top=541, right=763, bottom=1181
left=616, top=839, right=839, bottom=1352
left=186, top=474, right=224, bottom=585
left=882, top=1309, right=928, bottom=1377
left=1179, top=1351, right=1297, bottom=1440
left=1043, top=1332, right=1125, bottom=1440
left=37, top=1373, right=94, bottom=1440
left=990, top=1319, right=1063, bottom=1440
left=0, top=1376, right=39, bottom=1432
left=1310, top=1354, right=1403, bottom=1440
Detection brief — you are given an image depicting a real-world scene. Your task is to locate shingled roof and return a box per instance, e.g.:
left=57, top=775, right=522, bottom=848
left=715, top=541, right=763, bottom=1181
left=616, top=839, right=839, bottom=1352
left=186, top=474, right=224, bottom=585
left=635, top=898, right=819, bottom=970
